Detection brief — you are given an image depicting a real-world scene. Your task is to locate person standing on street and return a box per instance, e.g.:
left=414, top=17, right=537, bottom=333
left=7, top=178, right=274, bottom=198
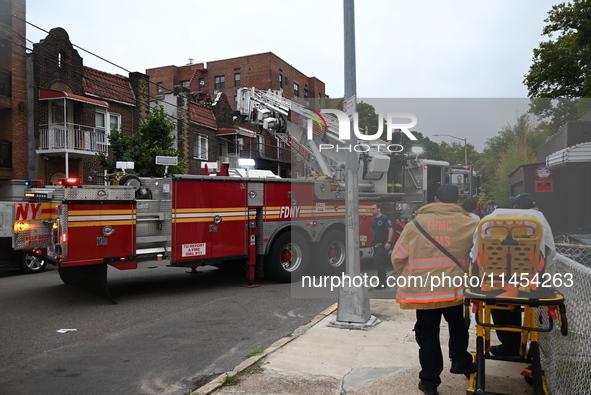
left=462, top=199, right=480, bottom=221
left=391, top=185, right=479, bottom=395
left=371, top=203, right=394, bottom=288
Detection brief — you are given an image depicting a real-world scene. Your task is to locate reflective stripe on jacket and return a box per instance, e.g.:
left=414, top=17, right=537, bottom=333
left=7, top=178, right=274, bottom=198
left=391, top=202, right=478, bottom=310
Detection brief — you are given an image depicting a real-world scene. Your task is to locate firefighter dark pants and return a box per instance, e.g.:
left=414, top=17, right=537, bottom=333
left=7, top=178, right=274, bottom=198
left=415, top=304, right=472, bottom=387
left=372, top=245, right=389, bottom=286
left=491, top=308, right=522, bottom=350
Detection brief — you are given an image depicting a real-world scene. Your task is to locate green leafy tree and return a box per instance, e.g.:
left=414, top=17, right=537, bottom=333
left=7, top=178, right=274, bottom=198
left=356, top=101, right=387, bottom=138
left=525, top=0, right=591, bottom=98
left=437, top=141, right=480, bottom=166
left=525, top=1, right=591, bottom=129
left=97, top=105, right=187, bottom=176
left=478, top=114, right=549, bottom=207
left=405, top=131, right=442, bottom=160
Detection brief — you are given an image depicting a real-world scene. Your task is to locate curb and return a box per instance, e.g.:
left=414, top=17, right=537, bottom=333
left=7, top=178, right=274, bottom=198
left=191, top=303, right=338, bottom=395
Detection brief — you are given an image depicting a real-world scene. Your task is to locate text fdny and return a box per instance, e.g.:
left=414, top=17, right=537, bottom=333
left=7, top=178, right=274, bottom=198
left=280, top=206, right=301, bottom=218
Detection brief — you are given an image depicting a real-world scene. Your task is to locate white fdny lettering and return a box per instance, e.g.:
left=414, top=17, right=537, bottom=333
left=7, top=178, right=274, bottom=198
left=279, top=206, right=301, bottom=219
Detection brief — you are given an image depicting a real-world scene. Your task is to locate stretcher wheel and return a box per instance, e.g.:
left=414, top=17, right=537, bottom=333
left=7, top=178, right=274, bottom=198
left=559, top=305, right=568, bottom=336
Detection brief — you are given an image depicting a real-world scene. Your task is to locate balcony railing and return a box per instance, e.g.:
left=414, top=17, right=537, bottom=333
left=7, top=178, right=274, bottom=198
left=38, top=123, right=108, bottom=155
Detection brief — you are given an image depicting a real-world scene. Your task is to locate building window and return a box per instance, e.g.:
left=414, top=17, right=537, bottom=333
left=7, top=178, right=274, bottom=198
left=279, top=74, right=283, bottom=88
left=294, top=83, right=300, bottom=97
left=304, top=88, right=308, bottom=99
left=95, top=111, right=120, bottom=135
left=156, top=82, right=163, bottom=96
left=0, top=139, right=12, bottom=168
left=234, top=73, right=241, bottom=88
left=214, top=75, right=225, bottom=90
left=194, top=134, right=208, bottom=159
left=198, top=78, right=205, bottom=91
left=95, top=111, right=121, bottom=147
left=180, top=80, right=190, bottom=88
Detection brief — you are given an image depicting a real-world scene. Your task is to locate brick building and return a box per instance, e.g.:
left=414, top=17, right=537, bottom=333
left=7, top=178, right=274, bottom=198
left=3, top=3, right=311, bottom=185
left=0, top=0, right=27, bottom=184
left=157, top=88, right=296, bottom=178
left=146, top=52, right=326, bottom=110
left=31, top=27, right=150, bottom=184
left=146, top=52, right=322, bottom=177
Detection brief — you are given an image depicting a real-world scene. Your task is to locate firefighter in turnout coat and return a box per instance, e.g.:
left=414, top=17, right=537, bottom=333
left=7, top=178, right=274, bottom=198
left=391, top=184, right=479, bottom=395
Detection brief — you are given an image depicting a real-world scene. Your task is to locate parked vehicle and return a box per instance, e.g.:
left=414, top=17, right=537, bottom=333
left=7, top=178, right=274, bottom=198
left=0, top=239, right=46, bottom=274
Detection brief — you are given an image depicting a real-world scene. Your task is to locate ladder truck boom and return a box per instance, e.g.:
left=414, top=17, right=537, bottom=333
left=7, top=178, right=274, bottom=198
left=237, top=87, right=392, bottom=194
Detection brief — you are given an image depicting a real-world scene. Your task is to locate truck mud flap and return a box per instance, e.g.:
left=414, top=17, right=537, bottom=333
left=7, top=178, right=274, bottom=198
left=58, top=264, right=115, bottom=303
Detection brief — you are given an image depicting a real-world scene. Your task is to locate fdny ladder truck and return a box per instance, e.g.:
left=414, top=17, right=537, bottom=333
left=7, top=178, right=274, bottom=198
left=14, top=88, right=477, bottom=298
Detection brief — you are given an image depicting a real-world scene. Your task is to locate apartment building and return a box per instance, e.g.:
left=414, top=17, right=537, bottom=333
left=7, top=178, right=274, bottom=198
left=0, top=0, right=27, bottom=185
left=30, top=27, right=150, bottom=184
left=146, top=52, right=325, bottom=110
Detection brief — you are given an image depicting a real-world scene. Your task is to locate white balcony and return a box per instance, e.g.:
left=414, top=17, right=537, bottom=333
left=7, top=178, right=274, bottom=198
left=37, top=123, right=108, bottom=156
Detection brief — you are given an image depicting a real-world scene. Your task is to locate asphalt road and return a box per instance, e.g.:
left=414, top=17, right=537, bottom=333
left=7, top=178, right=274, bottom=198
left=0, top=256, right=393, bottom=395
left=0, top=261, right=333, bottom=395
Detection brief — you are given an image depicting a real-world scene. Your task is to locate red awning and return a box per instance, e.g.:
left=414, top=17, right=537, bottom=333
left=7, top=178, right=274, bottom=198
left=39, top=88, right=109, bottom=108
left=216, top=128, right=256, bottom=138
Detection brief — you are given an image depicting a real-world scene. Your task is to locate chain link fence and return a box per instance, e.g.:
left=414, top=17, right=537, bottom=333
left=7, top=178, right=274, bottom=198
left=554, top=234, right=591, bottom=267
left=539, top=250, right=591, bottom=394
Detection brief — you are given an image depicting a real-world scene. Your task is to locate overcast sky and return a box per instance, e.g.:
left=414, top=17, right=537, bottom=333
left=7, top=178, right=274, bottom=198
left=25, top=0, right=556, bottom=151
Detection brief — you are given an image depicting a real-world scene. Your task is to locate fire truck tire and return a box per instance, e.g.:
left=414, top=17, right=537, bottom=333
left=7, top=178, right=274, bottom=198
left=266, top=232, right=309, bottom=283
left=19, top=251, right=47, bottom=274
left=320, top=229, right=346, bottom=275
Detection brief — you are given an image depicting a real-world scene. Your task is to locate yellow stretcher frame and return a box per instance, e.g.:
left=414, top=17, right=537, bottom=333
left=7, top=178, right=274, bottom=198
left=464, top=216, right=568, bottom=395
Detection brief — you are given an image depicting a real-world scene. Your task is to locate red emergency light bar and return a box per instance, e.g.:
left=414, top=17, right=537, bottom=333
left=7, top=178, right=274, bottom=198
left=57, top=178, right=81, bottom=186
left=25, top=180, right=45, bottom=186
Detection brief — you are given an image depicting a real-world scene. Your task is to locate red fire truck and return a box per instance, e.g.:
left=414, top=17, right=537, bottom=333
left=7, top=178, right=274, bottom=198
left=19, top=172, right=390, bottom=297
left=14, top=88, right=478, bottom=297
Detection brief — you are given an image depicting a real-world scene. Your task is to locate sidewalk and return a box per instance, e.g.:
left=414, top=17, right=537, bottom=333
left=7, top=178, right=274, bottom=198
left=193, top=299, right=534, bottom=395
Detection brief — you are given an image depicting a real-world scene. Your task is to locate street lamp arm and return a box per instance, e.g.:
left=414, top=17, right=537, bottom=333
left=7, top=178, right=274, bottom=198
left=433, top=133, right=466, bottom=143
left=432, top=134, right=468, bottom=165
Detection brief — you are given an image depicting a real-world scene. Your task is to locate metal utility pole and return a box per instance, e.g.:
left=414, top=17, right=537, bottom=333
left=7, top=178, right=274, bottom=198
left=433, top=134, right=468, bottom=165
left=335, top=0, right=372, bottom=325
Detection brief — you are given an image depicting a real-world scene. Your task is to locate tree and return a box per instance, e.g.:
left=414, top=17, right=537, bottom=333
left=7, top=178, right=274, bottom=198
left=525, top=1, right=591, bottom=128
left=525, top=0, right=591, bottom=98
left=437, top=141, right=480, bottom=166
left=478, top=114, right=549, bottom=207
left=356, top=101, right=386, bottom=138
left=97, top=105, right=187, bottom=176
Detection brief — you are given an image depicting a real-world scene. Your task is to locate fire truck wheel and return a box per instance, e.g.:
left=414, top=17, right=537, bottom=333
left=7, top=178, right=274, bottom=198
left=320, top=229, right=346, bottom=275
left=19, top=251, right=47, bottom=274
left=266, top=232, right=309, bottom=283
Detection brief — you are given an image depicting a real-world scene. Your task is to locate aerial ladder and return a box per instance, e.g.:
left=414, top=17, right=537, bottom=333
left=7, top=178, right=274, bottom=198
left=237, top=88, right=393, bottom=195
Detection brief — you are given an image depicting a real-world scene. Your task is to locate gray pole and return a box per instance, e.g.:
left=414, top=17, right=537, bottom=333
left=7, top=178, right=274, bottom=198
left=335, top=0, right=371, bottom=324
left=463, top=138, right=468, bottom=165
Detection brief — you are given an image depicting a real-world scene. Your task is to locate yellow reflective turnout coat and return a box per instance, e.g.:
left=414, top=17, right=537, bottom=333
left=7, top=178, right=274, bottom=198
left=391, top=202, right=478, bottom=310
